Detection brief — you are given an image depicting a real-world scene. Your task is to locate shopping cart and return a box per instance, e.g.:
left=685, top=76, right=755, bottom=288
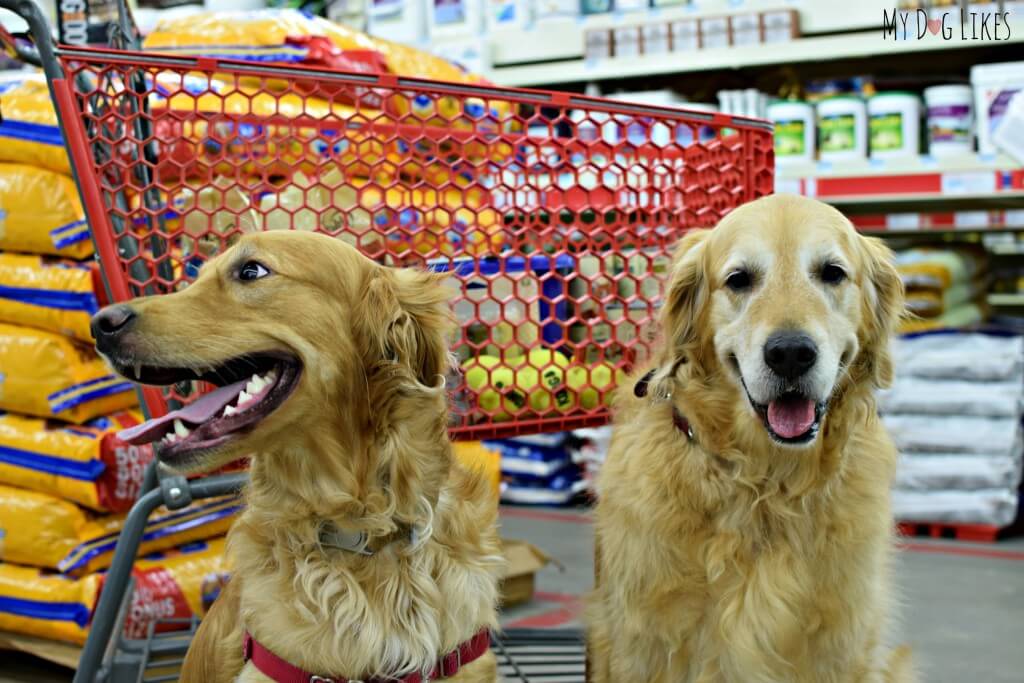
left=0, top=0, right=772, bottom=679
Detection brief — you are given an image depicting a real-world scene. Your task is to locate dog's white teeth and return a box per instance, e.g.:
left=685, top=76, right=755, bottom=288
left=163, top=433, right=176, bottom=444
left=133, top=361, right=142, bottom=379
left=246, top=374, right=267, bottom=394
left=223, top=405, right=238, bottom=417
left=237, top=390, right=253, bottom=405
left=173, top=419, right=190, bottom=438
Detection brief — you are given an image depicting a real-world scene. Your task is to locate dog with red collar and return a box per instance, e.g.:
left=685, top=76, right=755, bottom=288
left=93, top=233, right=503, bottom=683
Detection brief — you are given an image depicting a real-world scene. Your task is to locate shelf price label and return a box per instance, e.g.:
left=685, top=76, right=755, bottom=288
left=941, top=171, right=997, bottom=195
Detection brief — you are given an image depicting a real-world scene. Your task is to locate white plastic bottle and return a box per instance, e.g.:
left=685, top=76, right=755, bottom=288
left=817, top=96, right=868, bottom=161
left=767, top=100, right=815, bottom=164
left=868, top=92, right=921, bottom=159
left=924, top=84, right=975, bottom=157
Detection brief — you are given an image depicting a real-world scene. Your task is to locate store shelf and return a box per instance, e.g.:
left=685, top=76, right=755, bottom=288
left=489, top=29, right=1024, bottom=87
left=987, top=293, right=1024, bottom=307
left=775, top=155, right=1024, bottom=215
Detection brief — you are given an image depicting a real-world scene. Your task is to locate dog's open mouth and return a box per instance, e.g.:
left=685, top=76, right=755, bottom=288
left=750, top=391, right=825, bottom=444
left=115, top=353, right=302, bottom=462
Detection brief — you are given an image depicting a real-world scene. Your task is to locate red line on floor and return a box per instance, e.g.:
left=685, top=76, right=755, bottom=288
left=899, top=542, right=1024, bottom=561
left=500, top=507, right=591, bottom=524
left=507, top=606, right=580, bottom=628
left=534, top=591, right=583, bottom=603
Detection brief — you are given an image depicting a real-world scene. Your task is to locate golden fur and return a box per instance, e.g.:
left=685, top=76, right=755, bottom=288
left=587, top=194, right=914, bottom=683
left=100, top=231, right=501, bottom=682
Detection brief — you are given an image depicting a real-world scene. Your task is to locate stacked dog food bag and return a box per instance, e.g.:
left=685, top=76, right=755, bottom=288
left=0, top=73, right=236, bottom=646
left=895, top=245, right=991, bottom=334
left=882, top=332, right=1024, bottom=529
left=481, top=433, right=588, bottom=505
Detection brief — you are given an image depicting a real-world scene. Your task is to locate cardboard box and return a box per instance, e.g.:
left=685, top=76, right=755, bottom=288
left=584, top=29, right=614, bottom=61
left=612, top=26, right=643, bottom=58
left=671, top=18, right=700, bottom=51
left=699, top=16, right=732, bottom=49
left=761, top=9, right=799, bottom=43
left=0, top=629, right=80, bottom=668
left=731, top=13, right=762, bottom=46
left=500, top=538, right=551, bottom=607
left=641, top=23, right=671, bottom=55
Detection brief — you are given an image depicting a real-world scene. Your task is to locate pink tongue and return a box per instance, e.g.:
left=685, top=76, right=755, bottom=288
left=117, top=379, right=247, bottom=445
left=766, top=398, right=816, bottom=439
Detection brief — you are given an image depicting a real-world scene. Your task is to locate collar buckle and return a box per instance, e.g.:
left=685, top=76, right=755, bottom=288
left=438, top=646, right=462, bottom=678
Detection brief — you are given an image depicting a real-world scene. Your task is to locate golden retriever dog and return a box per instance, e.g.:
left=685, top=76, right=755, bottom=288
left=587, top=194, right=913, bottom=683
left=91, top=231, right=501, bottom=683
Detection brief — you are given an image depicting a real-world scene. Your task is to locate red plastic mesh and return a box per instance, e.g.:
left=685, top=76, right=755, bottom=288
left=54, top=48, right=774, bottom=440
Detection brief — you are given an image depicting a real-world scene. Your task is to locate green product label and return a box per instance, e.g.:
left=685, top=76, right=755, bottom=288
left=774, top=119, right=806, bottom=157
left=819, top=113, right=857, bottom=153
left=870, top=113, right=904, bottom=151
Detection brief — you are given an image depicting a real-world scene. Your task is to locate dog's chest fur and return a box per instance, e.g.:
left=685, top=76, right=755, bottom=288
left=591, top=414, right=897, bottom=682
left=229, top=490, right=502, bottom=681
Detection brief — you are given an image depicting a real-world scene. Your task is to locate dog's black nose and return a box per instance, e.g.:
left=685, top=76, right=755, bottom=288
left=91, top=305, right=136, bottom=344
left=764, top=332, right=818, bottom=379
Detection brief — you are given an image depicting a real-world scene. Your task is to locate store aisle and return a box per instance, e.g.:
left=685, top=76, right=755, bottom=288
left=499, top=506, right=1024, bottom=683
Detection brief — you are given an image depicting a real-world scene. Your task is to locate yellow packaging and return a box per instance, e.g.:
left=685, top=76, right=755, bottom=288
left=140, top=11, right=515, bottom=156
left=0, top=72, right=70, bottom=175
left=0, top=561, right=102, bottom=644
left=0, top=411, right=153, bottom=512
left=0, top=253, right=99, bottom=342
left=452, top=441, right=501, bottom=501
left=0, top=536, right=229, bottom=645
left=122, top=536, right=230, bottom=640
left=145, top=74, right=406, bottom=182
left=0, top=323, right=137, bottom=423
left=260, top=169, right=504, bottom=259
left=0, top=163, right=90, bottom=258
left=143, top=9, right=469, bottom=83
left=0, top=483, right=240, bottom=575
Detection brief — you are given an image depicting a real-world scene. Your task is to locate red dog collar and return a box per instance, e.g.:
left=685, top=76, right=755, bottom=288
left=242, top=628, right=491, bottom=683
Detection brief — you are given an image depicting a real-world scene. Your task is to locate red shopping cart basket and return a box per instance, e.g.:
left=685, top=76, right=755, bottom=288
left=51, top=45, right=774, bottom=440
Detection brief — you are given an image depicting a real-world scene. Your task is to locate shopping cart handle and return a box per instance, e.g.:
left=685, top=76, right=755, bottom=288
left=73, top=470, right=247, bottom=683
left=0, top=0, right=63, bottom=80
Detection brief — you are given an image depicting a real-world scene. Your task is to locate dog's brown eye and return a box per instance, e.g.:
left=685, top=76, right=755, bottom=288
left=820, top=264, right=846, bottom=285
left=238, top=261, right=270, bottom=282
left=725, top=270, right=751, bottom=292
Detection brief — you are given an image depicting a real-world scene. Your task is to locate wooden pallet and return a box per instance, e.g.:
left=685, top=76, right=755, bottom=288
left=897, top=521, right=1021, bottom=543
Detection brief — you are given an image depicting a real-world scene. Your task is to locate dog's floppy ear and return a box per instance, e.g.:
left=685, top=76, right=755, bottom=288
left=858, top=235, right=905, bottom=389
left=647, top=229, right=710, bottom=398
left=361, top=266, right=455, bottom=388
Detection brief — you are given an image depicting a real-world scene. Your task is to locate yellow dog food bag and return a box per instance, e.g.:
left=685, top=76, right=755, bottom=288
left=452, top=441, right=501, bottom=501
left=0, top=163, right=90, bottom=258
left=0, top=562, right=102, bottom=643
left=0, top=411, right=153, bottom=512
left=0, top=323, right=137, bottom=423
left=142, top=9, right=467, bottom=83
left=0, top=253, right=101, bottom=342
left=0, top=483, right=240, bottom=575
left=0, top=536, right=229, bottom=644
left=260, top=169, right=504, bottom=260
left=0, top=72, right=71, bottom=175
left=141, top=11, right=515, bottom=162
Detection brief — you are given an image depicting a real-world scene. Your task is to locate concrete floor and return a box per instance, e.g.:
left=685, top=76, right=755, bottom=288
left=4, top=505, right=1024, bottom=682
